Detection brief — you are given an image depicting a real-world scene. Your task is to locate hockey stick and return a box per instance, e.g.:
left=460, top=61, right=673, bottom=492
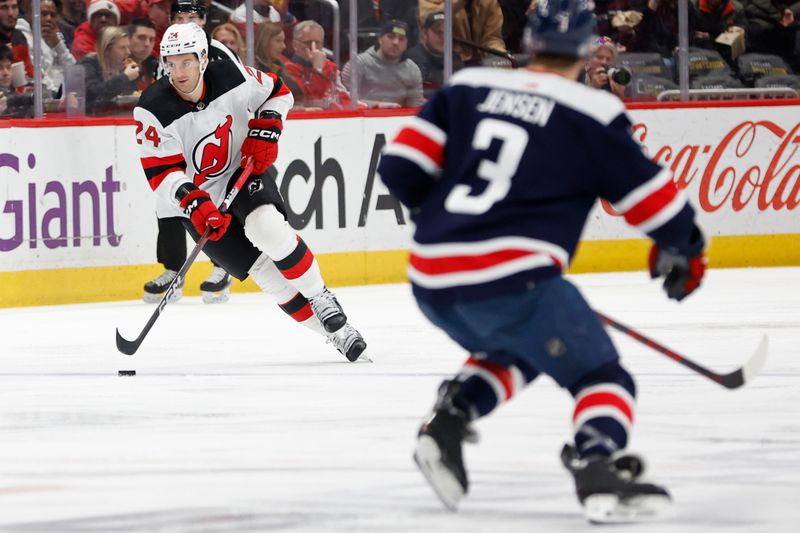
left=596, top=311, right=768, bottom=389
left=115, top=158, right=255, bottom=355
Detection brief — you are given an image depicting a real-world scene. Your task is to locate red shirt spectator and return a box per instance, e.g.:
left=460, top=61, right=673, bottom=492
left=71, top=0, right=120, bottom=60
left=283, top=20, right=351, bottom=109
left=145, top=0, right=170, bottom=57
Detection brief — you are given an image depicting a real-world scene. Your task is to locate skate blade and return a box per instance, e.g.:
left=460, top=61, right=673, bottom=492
left=414, top=435, right=465, bottom=512
left=144, top=288, right=182, bottom=304
left=202, top=289, right=230, bottom=304
left=584, top=493, right=673, bottom=524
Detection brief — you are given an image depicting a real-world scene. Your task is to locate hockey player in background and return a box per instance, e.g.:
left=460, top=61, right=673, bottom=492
left=377, top=0, right=706, bottom=523
left=133, top=23, right=367, bottom=362
left=144, top=0, right=242, bottom=305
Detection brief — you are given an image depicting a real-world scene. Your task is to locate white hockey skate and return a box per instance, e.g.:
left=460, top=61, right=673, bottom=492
left=327, top=323, right=368, bottom=362
left=143, top=269, right=183, bottom=304
left=309, top=287, right=347, bottom=333
left=200, top=266, right=232, bottom=304
left=560, top=444, right=673, bottom=524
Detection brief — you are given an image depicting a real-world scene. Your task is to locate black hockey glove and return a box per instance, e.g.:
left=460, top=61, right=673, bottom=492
left=648, top=226, right=707, bottom=302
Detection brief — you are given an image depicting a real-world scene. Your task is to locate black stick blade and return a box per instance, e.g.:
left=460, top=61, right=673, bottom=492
left=116, top=328, right=140, bottom=356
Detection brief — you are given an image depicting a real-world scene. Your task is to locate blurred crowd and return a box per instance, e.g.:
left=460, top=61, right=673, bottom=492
left=2, top=0, right=800, bottom=118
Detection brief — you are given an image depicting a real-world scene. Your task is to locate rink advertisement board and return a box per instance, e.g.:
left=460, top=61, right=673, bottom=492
left=1, top=101, right=800, bottom=306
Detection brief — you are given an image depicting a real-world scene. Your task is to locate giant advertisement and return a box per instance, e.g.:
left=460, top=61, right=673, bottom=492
left=1, top=102, right=799, bottom=299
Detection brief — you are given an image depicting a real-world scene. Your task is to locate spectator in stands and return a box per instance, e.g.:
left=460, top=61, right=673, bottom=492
left=0, top=0, right=34, bottom=78
left=72, top=0, right=120, bottom=60
left=342, top=19, right=424, bottom=108
left=638, top=0, right=682, bottom=59
left=78, top=25, right=138, bottom=114
left=406, top=11, right=464, bottom=99
left=0, top=44, right=32, bottom=116
left=418, top=0, right=507, bottom=65
left=691, top=0, right=747, bottom=44
left=127, top=17, right=157, bottom=90
left=339, top=0, right=420, bottom=51
left=744, top=0, right=800, bottom=69
left=254, top=21, right=302, bottom=98
left=211, top=22, right=245, bottom=57
left=255, top=20, right=287, bottom=73
left=204, top=0, right=230, bottom=30
left=230, top=0, right=281, bottom=26
left=690, top=0, right=747, bottom=66
left=15, top=0, right=75, bottom=97
left=58, top=0, right=86, bottom=49
left=584, top=36, right=627, bottom=99
left=114, top=1, right=147, bottom=25
left=498, top=0, right=537, bottom=53
left=146, top=0, right=171, bottom=56
left=594, top=0, right=645, bottom=52
left=284, top=20, right=351, bottom=109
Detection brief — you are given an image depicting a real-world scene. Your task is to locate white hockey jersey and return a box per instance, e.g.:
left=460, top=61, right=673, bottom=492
left=133, top=59, right=293, bottom=218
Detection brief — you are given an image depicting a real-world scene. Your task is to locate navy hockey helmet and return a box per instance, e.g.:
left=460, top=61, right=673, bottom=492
left=171, top=0, right=207, bottom=17
left=524, top=0, right=597, bottom=59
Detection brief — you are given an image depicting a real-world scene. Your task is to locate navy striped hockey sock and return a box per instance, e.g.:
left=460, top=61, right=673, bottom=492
left=569, top=361, right=637, bottom=458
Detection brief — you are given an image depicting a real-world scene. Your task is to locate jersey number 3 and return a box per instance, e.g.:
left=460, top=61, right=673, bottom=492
left=444, top=118, right=528, bottom=215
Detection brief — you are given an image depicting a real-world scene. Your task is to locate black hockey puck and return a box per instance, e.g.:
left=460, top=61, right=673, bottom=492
left=118, top=370, right=136, bottom=376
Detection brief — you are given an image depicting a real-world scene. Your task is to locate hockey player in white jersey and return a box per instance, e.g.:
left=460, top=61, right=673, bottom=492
left=144, top=0, right=243, bottom=304
left=133, top=23, right=367, bottom=361
left=377, top=0, right=707, bottom=523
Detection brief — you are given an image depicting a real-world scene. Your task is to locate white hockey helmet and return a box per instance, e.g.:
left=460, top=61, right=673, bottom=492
left=160, top=22, right=208, bottom=72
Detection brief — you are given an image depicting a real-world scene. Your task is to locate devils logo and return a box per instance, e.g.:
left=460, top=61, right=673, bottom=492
left=192, top=115, right=233, bottom=185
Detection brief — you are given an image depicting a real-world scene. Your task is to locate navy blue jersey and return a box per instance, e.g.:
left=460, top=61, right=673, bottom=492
left=377, top=67, right=699, bottom=303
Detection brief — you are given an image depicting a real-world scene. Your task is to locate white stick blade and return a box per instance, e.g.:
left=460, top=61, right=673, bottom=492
left=741, top=334, right=768, bottom=384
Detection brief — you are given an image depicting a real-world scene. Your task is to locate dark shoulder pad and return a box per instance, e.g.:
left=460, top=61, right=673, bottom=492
left=204, top=59, right=246, bottom=101
left=135, top=77, right=190, bottom=128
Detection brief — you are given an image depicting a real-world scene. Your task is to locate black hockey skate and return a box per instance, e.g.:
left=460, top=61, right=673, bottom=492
left=200, top=266, right=232, bottom=304
left=561, top=444, right=672, bottom=523
left=143, top=269, right=183, bottom=304
left=309, top=288, right=347, bottom=333
left=413, top=380, right=478, bottom=511
left=327, top=323, right=367, bottom=361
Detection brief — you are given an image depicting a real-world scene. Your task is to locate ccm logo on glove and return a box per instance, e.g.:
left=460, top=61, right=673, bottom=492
left=248, top=128, right=280, bottom=141
left=241, top=111, right=283, bottom=174
left=177, top=185, right=232, bottom=241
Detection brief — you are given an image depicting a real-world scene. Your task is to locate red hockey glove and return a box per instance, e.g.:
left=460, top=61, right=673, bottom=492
left=649, top=227, right=707, bottom=302
left=179, top=187, right=231, bottom=241
left=241, top=112, right=282, bottom=174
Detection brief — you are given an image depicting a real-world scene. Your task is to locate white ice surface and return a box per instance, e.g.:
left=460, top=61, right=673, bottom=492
left=1, top=268, right=799, bottom=532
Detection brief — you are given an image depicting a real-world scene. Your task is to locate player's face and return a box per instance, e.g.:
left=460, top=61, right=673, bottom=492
left=173, top=12, right=204, bottom=27
left=130, top=26, right=156, bottom=61
left=379, top=32, right=407, bottom=62
left=165, top=52, right=202, bottom=92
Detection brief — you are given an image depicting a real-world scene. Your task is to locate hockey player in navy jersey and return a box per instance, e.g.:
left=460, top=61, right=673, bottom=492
left=133, top=23, right=367, bottom=362
left=377, top=0, right=706, bottom=523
